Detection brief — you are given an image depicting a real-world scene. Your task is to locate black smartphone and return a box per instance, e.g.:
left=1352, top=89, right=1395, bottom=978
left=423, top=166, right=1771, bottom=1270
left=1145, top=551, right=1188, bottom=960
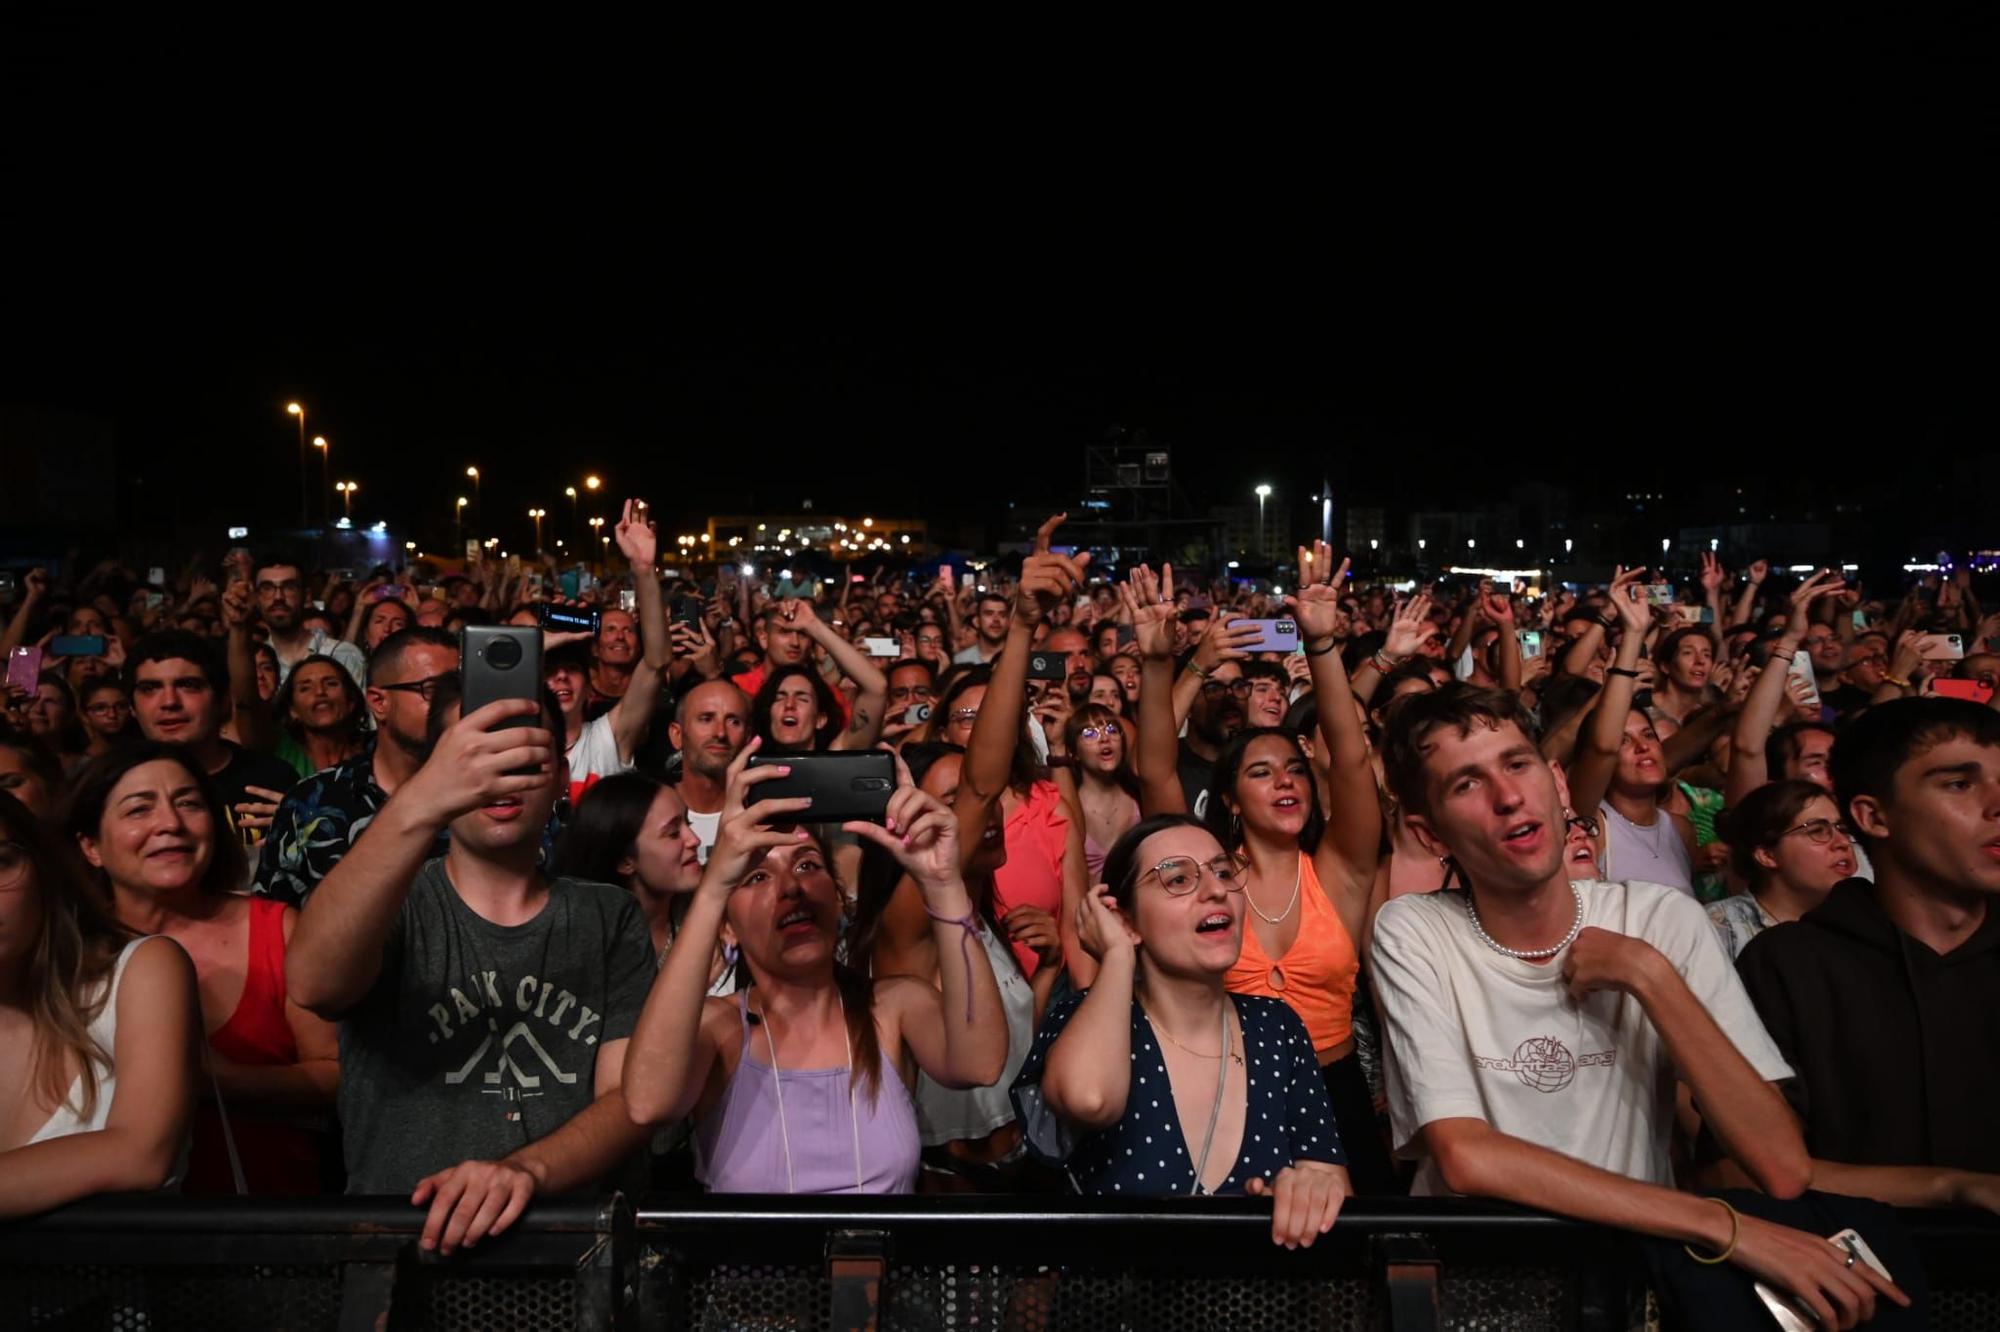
left=461, top=626, right=544, bottom=736
left=49, top=635, right=108, bottom=657
left=1116, top=623, right=1137, bottom=648
left=1026, top=650, right=1068, bottom=681
left=673, top=596, right=703, bottom=629
left=537, top=602, right=601, bottom=635
left=746, top=751, right=895, bottom=824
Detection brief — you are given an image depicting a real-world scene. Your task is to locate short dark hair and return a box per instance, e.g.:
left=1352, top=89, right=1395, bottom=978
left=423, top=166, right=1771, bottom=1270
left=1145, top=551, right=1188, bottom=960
left=975, top=592, right=1010, bottom=612
left=1241, top=659, right=1288, bottom=685
left=1381, top=683, right=1539, bottom=823
left=1654, top=626, right=1712, bottom=668
left=64, top=742, right=248, bottom=897
left=1765, top=722, right=1837, bottom=782
left=1716, top=779, right=1834, bottom=886
left=750, top=663, right=842, bottom=752
left=1830, top=697, right=2000, bottom=845
left=125, top=630, right=227, bottom=698
left=887, top=657, right=938, bottom=686
left=368, top=625, right=457, bottom=686
left=1101, top=814, right=1210, bottom=914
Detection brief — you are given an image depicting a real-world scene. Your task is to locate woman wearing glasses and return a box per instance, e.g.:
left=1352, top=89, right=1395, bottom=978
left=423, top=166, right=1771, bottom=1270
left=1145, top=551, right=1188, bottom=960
left=1062, top=704, right=1140, bottom=881
left=1706, top=781, right=1858, bottom=961
left=0, top=790, right=201, bottom=1220
left=1012, top=814, right=1350, bottom=1246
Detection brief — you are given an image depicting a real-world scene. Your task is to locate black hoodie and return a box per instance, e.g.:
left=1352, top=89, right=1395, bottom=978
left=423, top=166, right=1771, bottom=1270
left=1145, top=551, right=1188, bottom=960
left=1736, top=878, right=2000, bottom=1173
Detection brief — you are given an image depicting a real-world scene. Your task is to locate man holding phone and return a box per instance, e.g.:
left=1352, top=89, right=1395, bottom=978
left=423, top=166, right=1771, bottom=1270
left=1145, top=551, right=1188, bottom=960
left=288, top=690, right=654, bottom=1255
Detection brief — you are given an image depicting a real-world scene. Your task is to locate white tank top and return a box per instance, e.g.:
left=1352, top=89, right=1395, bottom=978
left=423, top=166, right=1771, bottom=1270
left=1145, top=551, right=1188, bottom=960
left=914, top=919, right=1036, bottom=1147
left=1601, top=802, right=1695, bottom=895
left=27, top=936, right=189, bottom=1188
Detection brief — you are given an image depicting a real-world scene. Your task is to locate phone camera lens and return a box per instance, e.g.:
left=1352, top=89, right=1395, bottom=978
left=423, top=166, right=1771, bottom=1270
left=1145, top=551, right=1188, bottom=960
left=487, top=637, right=522, bottom=670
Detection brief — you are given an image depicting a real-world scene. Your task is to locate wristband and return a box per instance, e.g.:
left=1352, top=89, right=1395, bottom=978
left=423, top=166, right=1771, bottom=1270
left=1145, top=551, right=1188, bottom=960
left=1683, top=1197, right=1741, bottom=1265
left=1769, top=648, right=1796, bottom=663
left=1045, top=755, right=1075, bottom=771
left=1304, top=635, right=1341, bottom=658
left=924, top=904, right=982, bottom=1021
left=1370, top=650, right=1402, bottom=673
left=1606, top=666, right=1641, bottom=679
left=1187, top=660, right=1211, bottom=682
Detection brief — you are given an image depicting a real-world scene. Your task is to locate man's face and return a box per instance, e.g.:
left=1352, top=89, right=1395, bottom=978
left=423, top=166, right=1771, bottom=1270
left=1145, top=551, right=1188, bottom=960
left=254, top=565, right=304, bottom=632
left=367, top=643, right=458, bottom=756
left=671, top=682, right=749, bottom=782
left=1243, top=671, right=1288, bottom=729
left=1843, top=641, right=1888, bottom=692
left=439, top=704, right=561, bottom=857
left=131, top=657, right=220, bottom=747
left=1409, top=718, right=1566, bottom=894
left=416, top=599, right=449, bottom=628
left=758, top=617, right=810, bottom=667
left=1851, top=734, right=2000, bottom=899
left=1786, top=727, right=1836, bottom=791
left=1044, top=629, right=1092, bottom=700
left=1803, top=624, right=1843, bottom=674
left=452, top=581, right=480, bottom=609
left=874, top=592, right=900, bottom=622
left=886, top=664, right=934, bottom=716
left=1189, top=662, right=1245, bottom=745
left=544, top=660, right=588, bottom=723
left=596, top=609, right=637, bottom=667
left=976, top=599, right=1009, bottom=645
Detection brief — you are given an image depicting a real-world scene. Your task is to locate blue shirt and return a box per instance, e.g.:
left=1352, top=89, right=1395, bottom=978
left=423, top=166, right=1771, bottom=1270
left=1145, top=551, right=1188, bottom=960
left=1013, top=991, right=1343, bottom=1195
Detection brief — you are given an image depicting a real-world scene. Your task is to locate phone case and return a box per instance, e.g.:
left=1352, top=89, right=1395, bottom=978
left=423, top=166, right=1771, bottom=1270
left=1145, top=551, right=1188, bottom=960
left=746, top=752, right=896, bottom=823
left=461, top=626, right=543, bottom=731
left=1239, top=619, right=1299, bottom=653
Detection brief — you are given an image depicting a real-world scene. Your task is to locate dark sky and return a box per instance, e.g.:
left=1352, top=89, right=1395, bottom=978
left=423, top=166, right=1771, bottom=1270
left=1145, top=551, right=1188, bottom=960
left=5, top=10, right=1990, bottom=553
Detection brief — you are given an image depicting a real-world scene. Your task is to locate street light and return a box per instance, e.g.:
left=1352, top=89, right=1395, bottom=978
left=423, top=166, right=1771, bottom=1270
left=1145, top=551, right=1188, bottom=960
left=565, top=485, right=579, bottom=542
left=313, top=436, right=330, bottom=527
left=466, top=466, right=481, bottom=536
left=528, top=507, right=546, bottom=550
left=455, top=496, right=469, bottom=548
left=1254, top=484, right=1272, bottom=557
left=285, top=402, right=307, bottom=527
left=335, top=481, right=358, bottom=520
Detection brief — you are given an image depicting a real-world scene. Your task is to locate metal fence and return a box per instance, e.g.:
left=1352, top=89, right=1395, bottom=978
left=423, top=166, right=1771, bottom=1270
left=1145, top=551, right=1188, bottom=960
left=4, top=1194, right=1995, bottom=1331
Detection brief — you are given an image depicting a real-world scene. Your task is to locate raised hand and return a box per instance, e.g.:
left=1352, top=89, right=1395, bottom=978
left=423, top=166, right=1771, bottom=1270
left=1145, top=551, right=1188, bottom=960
left=1781, top=570, right=1847, bottom=646
left=1003, top=905, right=1065, bottom=971
left=1480, top=588, right=1516, bottom=627
left=1015, top=545, right=1092, bottom=629
left=1285, top=541, right=1352, bottom=642
left=1074, top=882, right=1138, bottom=961
left=844, top=747, right=963, bottom=901
left=1382, top=594, right=1435, bottom=661
left=702, top=737, right=814, bottom=892
left=403, top=699, right=556, bottom=829
left=613, top=499, right=657, bottom=569
left=1699, top=551, right=1727, bottom=593
left=1193, top=612, right=1262, bottom=671
left=1116, top=564, right=1178, bottom=660
left=1606, top=566, right=1653, bottom=634
left=220, top=580, right=257, bottom=632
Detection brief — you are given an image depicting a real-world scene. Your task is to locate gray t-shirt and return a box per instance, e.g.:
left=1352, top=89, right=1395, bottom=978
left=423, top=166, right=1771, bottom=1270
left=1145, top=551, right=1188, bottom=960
left=338, top=859, right=656, bottom=1194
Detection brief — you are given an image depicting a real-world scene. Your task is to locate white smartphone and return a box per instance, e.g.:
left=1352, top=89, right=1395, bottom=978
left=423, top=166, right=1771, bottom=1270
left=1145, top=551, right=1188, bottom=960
left=1787, top=643, right=1823, bottom=714
left=1517, top=630, right=1543, bottom=660
left=1755, top=1227, right=1891, bottom=1331
left=862, top=637, right=899, bottom=659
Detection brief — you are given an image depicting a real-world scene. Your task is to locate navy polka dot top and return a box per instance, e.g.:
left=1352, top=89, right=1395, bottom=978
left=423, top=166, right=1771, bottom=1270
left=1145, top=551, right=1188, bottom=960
left=1012, top=991, right=1344, bottom=1196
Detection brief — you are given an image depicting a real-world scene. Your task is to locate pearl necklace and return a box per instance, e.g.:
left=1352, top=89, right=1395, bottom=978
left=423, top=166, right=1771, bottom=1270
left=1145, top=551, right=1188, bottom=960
left=1245, top=854, right=1302, bottom=925
left=1465, top=883, right=1587, bottom=960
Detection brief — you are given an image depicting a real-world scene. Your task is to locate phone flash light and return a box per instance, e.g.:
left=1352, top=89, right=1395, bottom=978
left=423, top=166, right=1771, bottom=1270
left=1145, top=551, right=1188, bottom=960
left=227, top=526, right=249, bottom=540
left=739, top=564, right=754, bottom=577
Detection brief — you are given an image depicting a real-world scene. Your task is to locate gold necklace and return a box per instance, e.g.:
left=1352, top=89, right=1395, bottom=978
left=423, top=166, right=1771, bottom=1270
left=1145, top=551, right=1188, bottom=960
left=1147, top=1007, right=1245, bottom=1066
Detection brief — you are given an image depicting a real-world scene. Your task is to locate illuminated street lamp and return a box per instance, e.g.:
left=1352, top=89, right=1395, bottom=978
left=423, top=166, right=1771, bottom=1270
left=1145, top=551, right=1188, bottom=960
left=466, top=466, right=481, bottom=535
left=1255, top=484, right=1272, bottom=557
left=285, top=402, right=308, bottom=526
left=335, top=480, right=358, bottom=520
left=528, top=507, right=546, bottom=550
left=313, top=436, right=330, bottom=526
left=455, top=496, right=469, bottom=547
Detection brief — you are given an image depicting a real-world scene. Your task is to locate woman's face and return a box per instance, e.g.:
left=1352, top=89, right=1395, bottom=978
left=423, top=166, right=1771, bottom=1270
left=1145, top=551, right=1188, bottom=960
left=1123, top=824, right=1243, bottom=979
left=27, top=683, right=69, bottom=737
left=1613, top=711, right=1666, bottom=795
left=624, top=787, right=703, bottom=898
left=768, top=678, right=821, bottom=748
left=725, top=840, right=843, bottom=978
left=1229, top=734, right=1311, bottom=842
left=0, top=748, right=54, bottom=818
left=78, top=759, right=216, bottom=899
left=1110, top=656, right=1140, bottom=701
left=81, top=688, right=131, bottom=742
left=1562, top=812, right=1606, bottom=881
left=366, top=602, right=411, bottom=649
left=289, top=662, right=353, bottom=732
left=1078, top=718, right=1126, bottom=778
left=1088, top=674, right=1123, bottom=712
left=254, top=651, right=280, bottom=701
left=943, top=684, right=986, bottom=747
left=1668, top=636, right=1713, bottom=690
left=1759, top=794, right=1857, bottom=896
left=920, top=751, right=1005, bottom=874
left=66, top=608, right=108, bottom=638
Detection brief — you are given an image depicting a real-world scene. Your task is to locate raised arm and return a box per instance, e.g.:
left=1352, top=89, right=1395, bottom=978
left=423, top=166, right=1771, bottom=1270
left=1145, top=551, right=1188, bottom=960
left=1, top=567, right=47, bottom=657
left=1729, top=559, right=1767, bottom=631
left=220, top=579, right=278, bottom=753
left=1726, top=570, right=1843, bottom=805
left=1567, top=567, right=1651, bottom=821
left=287, top=699, right=552, bottom=1015
left=1119, top=564, right=1188, bottom=817
left=606, top=501, right=668, bottom=764
left=1485, top=587, right=1524, bottom=694
left=1697, top=552, right=1729, bottom=650
left=1287, top=543, right=1381, bottom=944
left=1037, top=886, right=1139, bottom=1129
left=784, top=600, right=887, bottom=750
left=1351, top=594, right=1434, bottom=705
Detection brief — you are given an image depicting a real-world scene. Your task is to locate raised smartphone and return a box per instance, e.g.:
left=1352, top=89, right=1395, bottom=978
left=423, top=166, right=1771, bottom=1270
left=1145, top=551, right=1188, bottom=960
left=746, top=751, right=895, bottom=823
left=1236, top=618, right=1299, bottom=653
left=461, top=626, right=543, bottom=735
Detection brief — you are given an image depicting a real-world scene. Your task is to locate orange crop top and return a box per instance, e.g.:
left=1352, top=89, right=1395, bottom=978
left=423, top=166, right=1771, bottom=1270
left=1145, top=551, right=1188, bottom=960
left=1224, top=852, right=1359, bottom=1054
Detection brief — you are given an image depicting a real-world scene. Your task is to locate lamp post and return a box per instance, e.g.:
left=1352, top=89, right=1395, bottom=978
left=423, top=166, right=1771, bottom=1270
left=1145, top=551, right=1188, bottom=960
left=466, top=467, right=481, bottom=537
left=583, top=474, right=601, bottom=534
left=529, top=508, right=546, bottom=551
left=565, top=486, right=578, bottom=542
left=335, top=481, right=358, bottom=521
left=1254, top=484, right=1272, bottom=560
left=313, top=436, right=330, bottom=527
left=285, top=402, right=307, bottom=527
left=455, top=496, right=469, bottom=549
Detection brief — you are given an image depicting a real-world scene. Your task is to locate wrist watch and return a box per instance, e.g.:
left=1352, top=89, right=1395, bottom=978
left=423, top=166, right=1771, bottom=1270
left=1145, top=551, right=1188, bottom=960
left=1046, top=755, right=1075, bottom=770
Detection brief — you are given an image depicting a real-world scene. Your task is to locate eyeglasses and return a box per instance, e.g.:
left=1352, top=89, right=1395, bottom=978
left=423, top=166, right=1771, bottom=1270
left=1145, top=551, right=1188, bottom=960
left=948, top=707, right=980, bottom=725
left=888, top=686, right=934, bottom=701
left=1079, top=726, right=1120, bottom=742
left=255, top=579, right=303, bottom=595
left=1140, top=854, right=1246, bottom=896
left=1199, top=679, right=1253, bottom=698
left=0, top=841, right=27, bottom=892
left=376, top=671, right=458, bottom=701
left=84, top=701, right=130, bottom=717
left=1565, top=813, right=1602, bottom=839
left=1779, top=818, right=1852, bottom=846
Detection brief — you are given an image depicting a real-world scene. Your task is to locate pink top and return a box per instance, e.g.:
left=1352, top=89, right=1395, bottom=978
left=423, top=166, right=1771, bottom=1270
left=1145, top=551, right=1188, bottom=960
left=989, top=780, right=1070, bottom=975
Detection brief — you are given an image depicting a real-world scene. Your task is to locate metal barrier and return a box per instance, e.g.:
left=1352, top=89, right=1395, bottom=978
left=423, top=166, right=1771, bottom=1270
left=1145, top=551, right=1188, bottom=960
left=4, top=1194, right=1996, bottom=1331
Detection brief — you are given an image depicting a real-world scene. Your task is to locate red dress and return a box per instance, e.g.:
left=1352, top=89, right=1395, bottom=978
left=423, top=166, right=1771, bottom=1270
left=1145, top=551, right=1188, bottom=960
left=185, top=897, right=323, bottom=1194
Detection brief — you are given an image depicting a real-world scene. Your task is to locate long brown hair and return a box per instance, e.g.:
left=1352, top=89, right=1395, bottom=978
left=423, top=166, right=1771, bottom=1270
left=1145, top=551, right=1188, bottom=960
left=1, top=790, right=134, bottom=1121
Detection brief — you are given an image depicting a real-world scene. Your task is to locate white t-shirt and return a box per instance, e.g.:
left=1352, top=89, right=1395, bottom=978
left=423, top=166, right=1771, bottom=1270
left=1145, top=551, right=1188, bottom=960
left=1370, top=877, right=1791, bottom=1196
left=687, top=806, right=721, bottom=864
left=565, top=713, right=630, bottom=805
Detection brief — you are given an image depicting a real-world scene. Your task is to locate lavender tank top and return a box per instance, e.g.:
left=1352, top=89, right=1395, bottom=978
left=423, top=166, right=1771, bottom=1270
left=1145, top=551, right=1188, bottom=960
left=693, top=993, right=921, bottom=1194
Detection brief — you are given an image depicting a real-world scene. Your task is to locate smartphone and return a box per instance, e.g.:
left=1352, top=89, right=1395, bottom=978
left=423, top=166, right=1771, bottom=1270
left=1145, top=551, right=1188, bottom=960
left=1669, top=604, right=1715, bottom=625
left=7, top=646, right=41, bottom=693
left=618, top=588, right=636, bottom=614
left=1642, top=583, right=1675, bottom=607
left=145, top=592, right=165, bottom=612
left=1932, top=678, right=1994, bottom=705
left=673, top=596, right=703, bottom=629
left=1517, top=630, right=1543, bottom=660
left=1116, top=623, right=1137, bottom=648
left=49, top=635, right=107, bottom=658
left=537, top=603, right=601, bottom=635
left=903, top=703, right=932, bottom=726
left=1787, top=644, right=1823, bottom=714
left=1852, top=609, right=1870, bottom=631
left=863, top=637, right=899, bottom=659
left=460, top=626, right=544, bottom=739
left=374, top=583, right=403, bottom=600
left=1914, top=632, right=1964, bottom=661
left=1755, top=1228, right=1891, bottom=1332
left=147, top=566, right=166, bottom=587
left=1026, top=650, right=1068, bottom=681
left=465, top=539, right=482, bottom=564
left=1237, top=618, right=1300, bottom=653
left=746, top=751, right=896, bottom=823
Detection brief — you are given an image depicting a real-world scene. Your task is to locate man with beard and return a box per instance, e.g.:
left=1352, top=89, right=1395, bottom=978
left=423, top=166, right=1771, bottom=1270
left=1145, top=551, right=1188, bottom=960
left=1179, top=659, right=1246, bottom=819
left=1041, top=626, right=1095, bottom=704
left=667, top=678, right=749, bottom=862
left=255, top=626, right=458, bottom=905
left=254, top=557, right=367, bottom=687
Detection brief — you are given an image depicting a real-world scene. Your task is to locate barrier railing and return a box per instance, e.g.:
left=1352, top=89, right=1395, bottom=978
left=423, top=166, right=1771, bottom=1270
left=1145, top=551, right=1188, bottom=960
left=5, top=1194, right=1995, bottom=1331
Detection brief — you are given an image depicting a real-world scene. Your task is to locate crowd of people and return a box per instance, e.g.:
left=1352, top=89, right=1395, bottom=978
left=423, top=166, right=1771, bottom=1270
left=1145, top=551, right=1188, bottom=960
left=3, top=502, right=1997, bottom=1327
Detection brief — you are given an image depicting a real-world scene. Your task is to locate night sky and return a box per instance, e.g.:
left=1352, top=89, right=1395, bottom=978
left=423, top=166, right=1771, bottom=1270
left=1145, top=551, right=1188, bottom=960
left=4, top=11, right=1989, bottom=558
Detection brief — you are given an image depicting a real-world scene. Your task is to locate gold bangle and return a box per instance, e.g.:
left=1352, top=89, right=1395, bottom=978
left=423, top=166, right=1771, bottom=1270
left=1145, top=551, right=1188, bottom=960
left=1187, top=660, right=1211, bottom=681
left=1684, top=1197, right=1741, bottom=1265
